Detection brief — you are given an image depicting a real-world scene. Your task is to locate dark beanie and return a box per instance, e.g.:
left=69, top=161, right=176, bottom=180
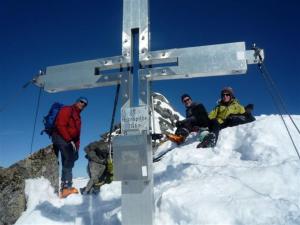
left=221, top=87, right=234, bottom=97
left=181, top=94, right=191, bottom=102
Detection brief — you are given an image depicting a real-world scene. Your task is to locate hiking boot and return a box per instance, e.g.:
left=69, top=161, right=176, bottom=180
left=166, top=133, right=185, bottom=144
left=60, top=187, right=79, bottom=198
left=196, top=133, right=216, bottom=148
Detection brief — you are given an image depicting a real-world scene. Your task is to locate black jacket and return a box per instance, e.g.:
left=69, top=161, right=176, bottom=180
left=185, top=102, right=210, bottom=128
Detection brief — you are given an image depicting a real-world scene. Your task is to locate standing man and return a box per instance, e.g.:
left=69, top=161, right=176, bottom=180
left=52, top=96, right=88, bottom=198
left=168, top=94, right=210, bottom=144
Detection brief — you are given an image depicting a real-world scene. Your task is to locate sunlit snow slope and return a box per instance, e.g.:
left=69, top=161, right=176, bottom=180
left=16, top=115, right=300, bottom=225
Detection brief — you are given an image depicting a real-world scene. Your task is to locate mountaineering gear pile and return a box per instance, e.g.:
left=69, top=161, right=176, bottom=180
left=107, top=159, right=113, bottom=179
left=81, top=141, right=113, bottom=195
left=41, top=102, right=64, bottom=136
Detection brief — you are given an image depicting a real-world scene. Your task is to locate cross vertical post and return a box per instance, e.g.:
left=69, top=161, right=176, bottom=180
left=33, top=0, right=264, bottom=224
left=113, top=0, right=155, bottom=225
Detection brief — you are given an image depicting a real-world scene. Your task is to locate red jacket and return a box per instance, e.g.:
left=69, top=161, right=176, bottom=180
left=55, top=104, right=81, bottom=149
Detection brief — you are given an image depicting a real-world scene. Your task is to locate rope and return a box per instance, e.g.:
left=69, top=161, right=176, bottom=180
left=259, top=62, right=300, bottom=135
left=0, top=80, right=32, bottom=113
left=29, top=86, right=43, bottom=155
left=254, top=46, right=300, bottom=160
left=108, top=83, right=121, bottom=160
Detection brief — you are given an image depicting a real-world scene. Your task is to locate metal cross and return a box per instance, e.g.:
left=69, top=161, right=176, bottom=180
left=33, top=0, right=263, bottom=224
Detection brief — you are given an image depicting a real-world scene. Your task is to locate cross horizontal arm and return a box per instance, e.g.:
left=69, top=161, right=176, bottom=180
left=140, top=42, right=264, bottom=81
left=34, top=55, right=130, bottom=92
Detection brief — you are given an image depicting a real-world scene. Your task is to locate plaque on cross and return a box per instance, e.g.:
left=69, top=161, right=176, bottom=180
left=33, top=0, right=264, bottom=225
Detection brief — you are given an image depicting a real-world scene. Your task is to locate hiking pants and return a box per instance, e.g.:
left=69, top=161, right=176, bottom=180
left=209, top=117, right=250, bottom=142
left=52, top=133, right=78, bottom=186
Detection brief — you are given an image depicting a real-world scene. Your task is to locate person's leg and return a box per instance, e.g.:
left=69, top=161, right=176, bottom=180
left=197, top=119, right=220, bottom=148
left=60, top=143, right=75, bottom=188
left=224, top=116, right=247, bottom=127
left=52, top=133, right=77, bottom=196
left=209, top=119, right=221, bottom=141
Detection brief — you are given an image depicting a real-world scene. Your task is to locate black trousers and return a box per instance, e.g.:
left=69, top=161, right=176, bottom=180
left=209, top=116, right=252, bottom=141
left=175, top=118, right=209, bottom=137
left=52, top=133, right=78, bottom=186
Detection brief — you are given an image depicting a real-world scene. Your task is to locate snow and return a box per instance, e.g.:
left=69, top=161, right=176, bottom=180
left=16, top=115, right=300, bottom=225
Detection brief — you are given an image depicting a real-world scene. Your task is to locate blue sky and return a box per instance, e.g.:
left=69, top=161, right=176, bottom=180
left=1, top=0, right=299, bottom=176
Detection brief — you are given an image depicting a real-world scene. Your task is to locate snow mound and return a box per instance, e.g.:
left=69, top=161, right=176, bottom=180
left=16, top=115, right=300, bottom=225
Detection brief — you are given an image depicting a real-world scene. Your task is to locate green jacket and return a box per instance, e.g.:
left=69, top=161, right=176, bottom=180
left=208, top=99, right=245, bottom=124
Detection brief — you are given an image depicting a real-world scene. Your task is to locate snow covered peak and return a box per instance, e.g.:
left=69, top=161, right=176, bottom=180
left=16, top=115, right=300, bottom=225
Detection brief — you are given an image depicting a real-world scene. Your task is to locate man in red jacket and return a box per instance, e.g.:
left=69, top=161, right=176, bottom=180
left=52, top=96, right=88, bottom=198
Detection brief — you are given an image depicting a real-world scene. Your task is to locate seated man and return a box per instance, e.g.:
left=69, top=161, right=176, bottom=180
left=197, top=87, right=247, bottom=148
left=80, top=140, right=113, bottom=195
left=168, top=94, right=210, bottom=144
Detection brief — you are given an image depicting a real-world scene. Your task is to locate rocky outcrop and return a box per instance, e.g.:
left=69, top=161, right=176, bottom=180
left=152, top=92, right=181, bottom=133
left=0, top=145, right=59, bottom=225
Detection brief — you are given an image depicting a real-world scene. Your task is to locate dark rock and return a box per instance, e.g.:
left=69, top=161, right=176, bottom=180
left=152, top=92, right=180, bottom=133
left=0, top=145, right=59, bottom=225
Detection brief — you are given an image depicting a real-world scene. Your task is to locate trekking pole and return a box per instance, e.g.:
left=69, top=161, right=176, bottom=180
left=108, top=83, right=121, bottom=160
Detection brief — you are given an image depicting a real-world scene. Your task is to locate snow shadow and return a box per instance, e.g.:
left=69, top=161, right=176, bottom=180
left=35, top=196, right=121, bottom=225
left=154, top=163, right=193, bottom=185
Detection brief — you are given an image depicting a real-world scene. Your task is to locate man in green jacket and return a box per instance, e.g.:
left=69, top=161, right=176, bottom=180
left=197, top=87, right=247, bottom=148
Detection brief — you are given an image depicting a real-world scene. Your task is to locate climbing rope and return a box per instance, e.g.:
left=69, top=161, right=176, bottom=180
left=29, top=86, right=43, bottom=155
left=253, top=44, right=300, bottom=160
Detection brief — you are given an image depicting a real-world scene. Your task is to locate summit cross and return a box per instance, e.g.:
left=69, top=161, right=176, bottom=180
left=33, top=0, right=264, bottom=225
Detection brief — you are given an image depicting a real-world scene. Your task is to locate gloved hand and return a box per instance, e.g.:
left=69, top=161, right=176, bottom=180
left=69, top=141, right=77, bottom=152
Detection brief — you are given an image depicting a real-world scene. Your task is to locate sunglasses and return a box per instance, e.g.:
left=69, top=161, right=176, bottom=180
left=183, top=98, right=191, bottom=103
left=80, top=100, right=87, bottom=106
left=222, top=93, right=231, bottom=97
